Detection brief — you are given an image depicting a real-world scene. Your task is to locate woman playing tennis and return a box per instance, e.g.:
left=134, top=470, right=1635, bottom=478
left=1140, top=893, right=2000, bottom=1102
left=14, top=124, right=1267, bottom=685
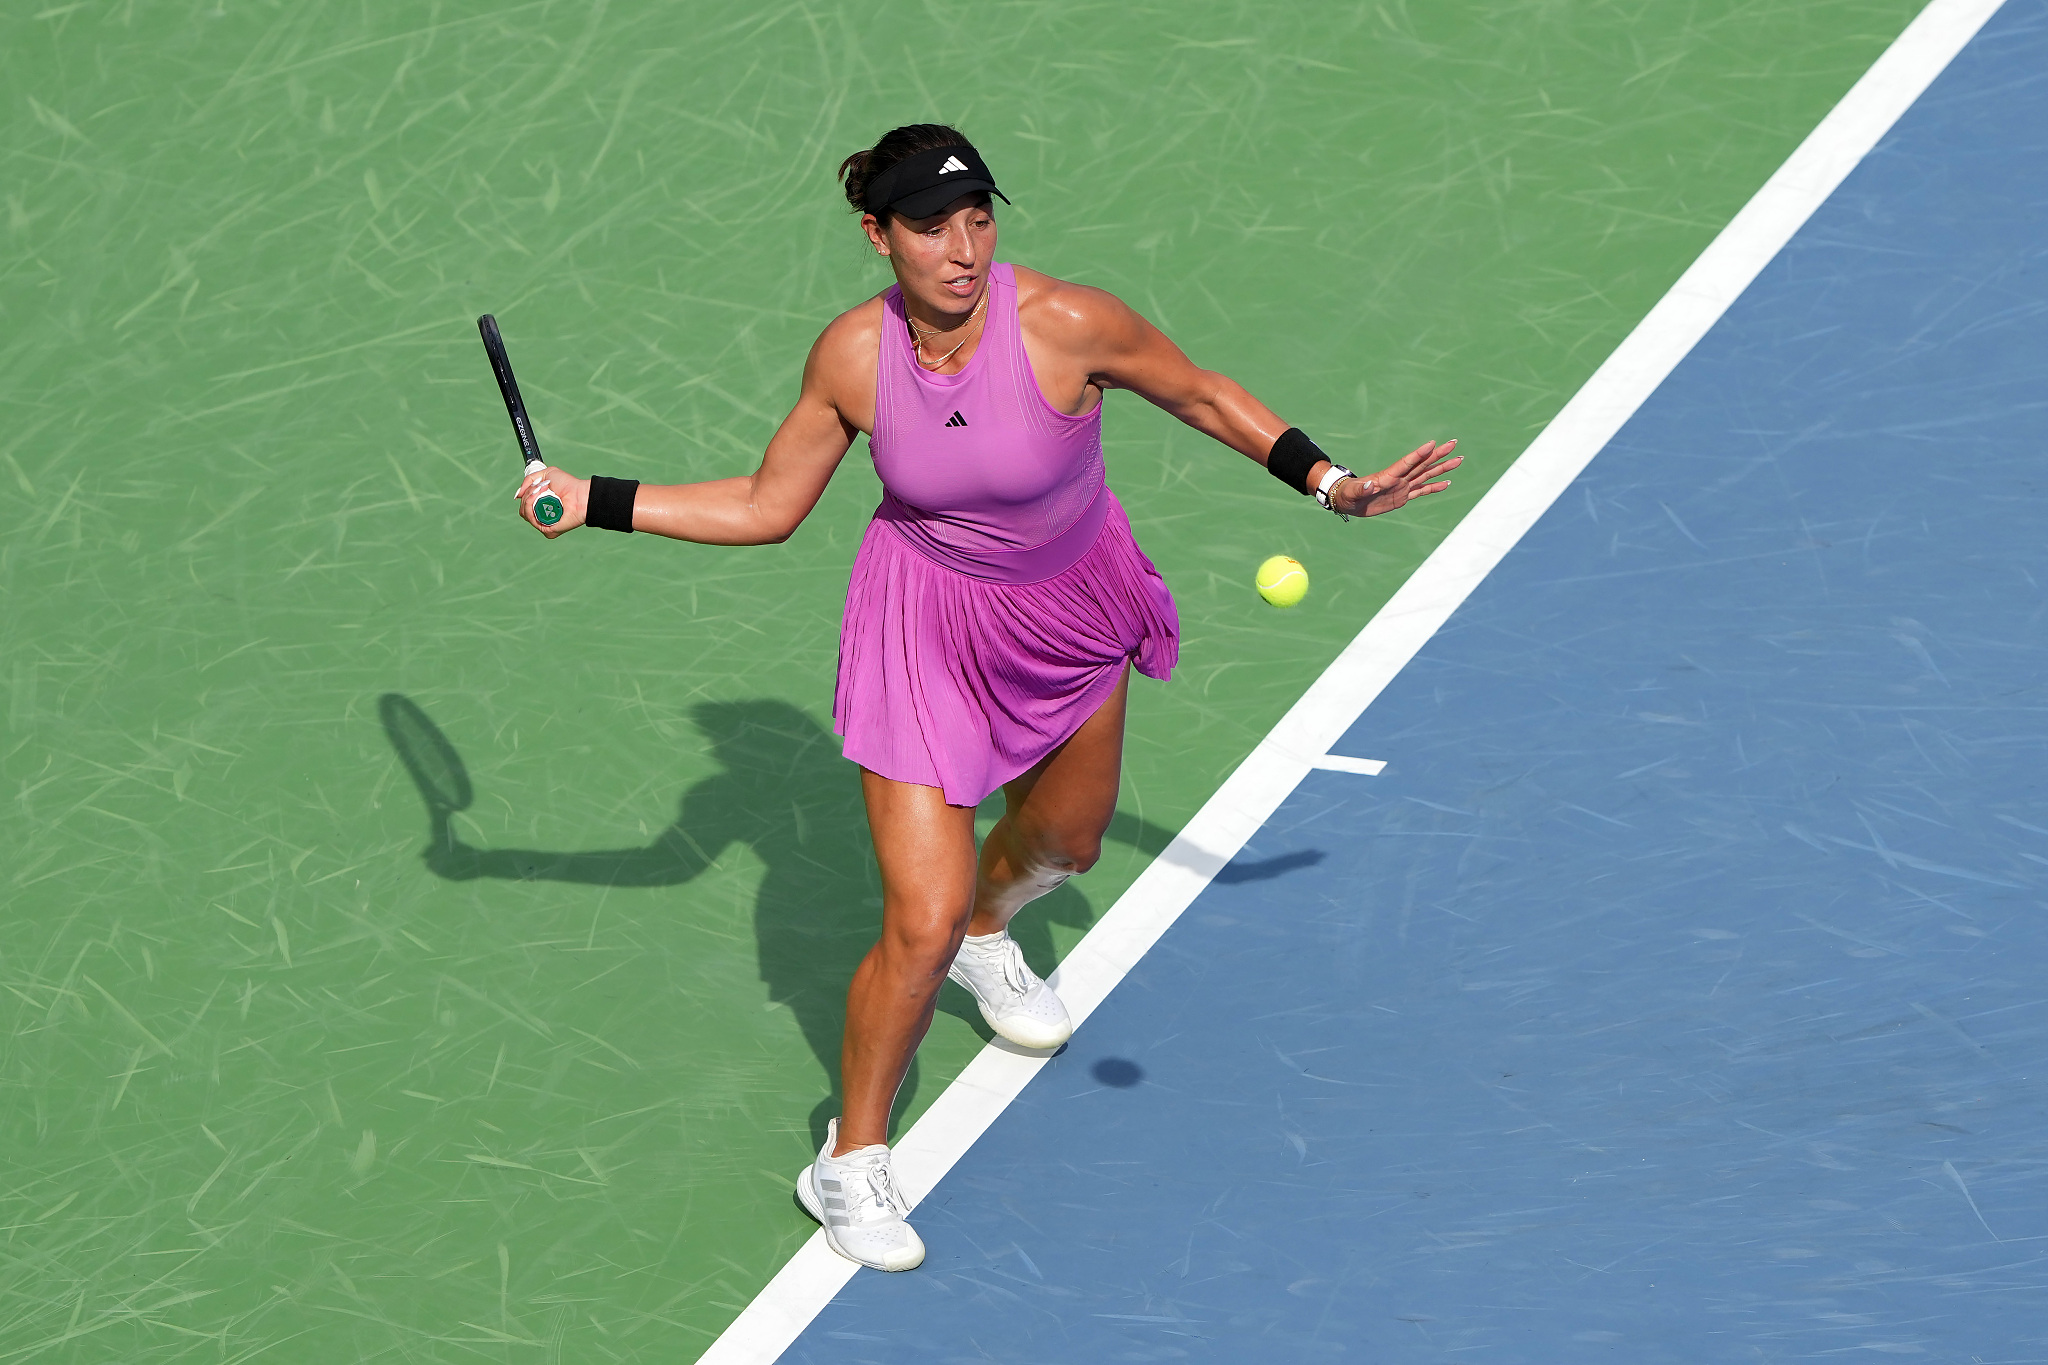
left=516, top=124, right=1459, bottom=1271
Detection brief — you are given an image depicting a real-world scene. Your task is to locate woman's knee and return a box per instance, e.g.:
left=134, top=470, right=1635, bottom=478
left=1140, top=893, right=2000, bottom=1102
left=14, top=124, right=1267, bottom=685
left=878, top=906, right=968, bottom=978
left=1016, top=824, right=1103, bottom=878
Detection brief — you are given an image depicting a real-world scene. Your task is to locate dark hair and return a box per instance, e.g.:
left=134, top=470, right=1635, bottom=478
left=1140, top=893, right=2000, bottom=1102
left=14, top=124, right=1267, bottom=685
left=837, top=123, right=987, bottom=225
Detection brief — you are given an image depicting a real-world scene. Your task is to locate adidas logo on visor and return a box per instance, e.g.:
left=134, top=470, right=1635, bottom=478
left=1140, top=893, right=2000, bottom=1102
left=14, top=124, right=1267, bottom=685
left=937, top=155, right=969, bottom=175
left=945, top=411, right=967, bottom=427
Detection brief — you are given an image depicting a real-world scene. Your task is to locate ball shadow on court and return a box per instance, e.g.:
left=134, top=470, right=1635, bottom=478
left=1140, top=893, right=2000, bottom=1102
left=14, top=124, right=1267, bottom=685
left=378, top=693, right=1112, bottom=1147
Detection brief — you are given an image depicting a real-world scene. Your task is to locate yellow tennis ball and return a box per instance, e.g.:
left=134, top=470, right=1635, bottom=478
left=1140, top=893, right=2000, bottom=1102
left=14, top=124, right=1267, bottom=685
left=1255, top=554, right=1308, bottom=608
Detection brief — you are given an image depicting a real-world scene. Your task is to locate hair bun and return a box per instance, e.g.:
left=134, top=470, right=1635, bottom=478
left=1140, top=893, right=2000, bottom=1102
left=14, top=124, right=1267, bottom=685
left=836, top=124, right=974, bottom=220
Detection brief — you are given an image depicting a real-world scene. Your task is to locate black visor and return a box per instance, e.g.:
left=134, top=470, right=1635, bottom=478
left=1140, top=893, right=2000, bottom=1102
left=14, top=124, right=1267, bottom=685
left=862, top=143, right=1009, bottom=220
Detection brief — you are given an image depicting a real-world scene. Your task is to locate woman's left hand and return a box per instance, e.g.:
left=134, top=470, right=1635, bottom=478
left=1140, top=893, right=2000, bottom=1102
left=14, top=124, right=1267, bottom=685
left=1333, top=438, right=1461, bottom=517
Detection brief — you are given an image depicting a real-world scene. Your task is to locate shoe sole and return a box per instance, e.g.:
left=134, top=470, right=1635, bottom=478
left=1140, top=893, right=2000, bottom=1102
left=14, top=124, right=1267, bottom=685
left=795, top=1167, right=925, bottom=1272
left=978, top=1002, right=1073, bottom=1050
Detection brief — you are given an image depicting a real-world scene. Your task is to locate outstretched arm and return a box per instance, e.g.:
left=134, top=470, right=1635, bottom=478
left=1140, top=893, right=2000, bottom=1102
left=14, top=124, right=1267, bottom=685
left=1044, top=282, right=1461, bottom=516
left=515, top=308, right=872, bottom=544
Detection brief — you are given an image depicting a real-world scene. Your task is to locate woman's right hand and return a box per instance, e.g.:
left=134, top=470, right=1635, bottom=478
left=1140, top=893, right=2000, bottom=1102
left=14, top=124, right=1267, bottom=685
left=515, top=466, right=589, bottom=538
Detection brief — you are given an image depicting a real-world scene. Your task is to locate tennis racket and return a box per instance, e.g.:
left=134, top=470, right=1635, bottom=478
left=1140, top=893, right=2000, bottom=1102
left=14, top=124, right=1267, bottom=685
left=476, top=314, right=564, bottom=527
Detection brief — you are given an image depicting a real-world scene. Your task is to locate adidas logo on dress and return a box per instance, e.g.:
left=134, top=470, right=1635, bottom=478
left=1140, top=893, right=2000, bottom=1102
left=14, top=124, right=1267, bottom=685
left=937, top=156, right=969, bottom=175
left=945, top=411, right=968, bottom=428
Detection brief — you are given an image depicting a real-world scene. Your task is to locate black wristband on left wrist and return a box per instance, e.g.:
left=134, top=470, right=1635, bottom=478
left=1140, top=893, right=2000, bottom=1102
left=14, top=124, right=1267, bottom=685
left=586, top=476, right=639, bottom=533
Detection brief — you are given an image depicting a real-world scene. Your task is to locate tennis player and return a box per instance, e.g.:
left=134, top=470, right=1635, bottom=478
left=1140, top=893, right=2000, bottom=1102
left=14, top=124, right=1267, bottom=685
left=516, top=124, right=1460, bottom=1271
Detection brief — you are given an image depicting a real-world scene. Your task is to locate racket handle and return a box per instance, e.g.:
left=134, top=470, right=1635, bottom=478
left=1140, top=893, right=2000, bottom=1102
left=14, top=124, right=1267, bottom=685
left=524, top=457, right=564, bottom=527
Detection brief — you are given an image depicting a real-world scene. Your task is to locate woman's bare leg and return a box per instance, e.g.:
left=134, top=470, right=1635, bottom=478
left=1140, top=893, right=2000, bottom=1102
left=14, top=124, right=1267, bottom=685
left=837, top=665, right=1132, bottom=1155
left=837, top=772, right=977, bottom=1153
left=968, top=664, right=1130, bottom=937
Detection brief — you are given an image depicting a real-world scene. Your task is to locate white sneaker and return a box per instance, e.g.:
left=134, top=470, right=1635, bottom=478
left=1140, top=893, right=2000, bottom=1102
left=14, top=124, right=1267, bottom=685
left=795, top=1119, right=925, bottom=1272
left=947, top=930, right=1073, bottom=1050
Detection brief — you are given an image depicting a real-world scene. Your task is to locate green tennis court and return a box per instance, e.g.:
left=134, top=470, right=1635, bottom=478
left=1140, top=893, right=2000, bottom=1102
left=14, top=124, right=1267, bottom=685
left=1, top=2, right=1926, bottom=1357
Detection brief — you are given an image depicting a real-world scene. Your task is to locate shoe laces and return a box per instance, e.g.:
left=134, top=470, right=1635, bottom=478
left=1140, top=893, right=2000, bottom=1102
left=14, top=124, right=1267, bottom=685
left=969, top=934, right=1036, bottom=997
left=837, top=1150, right=909, bottom=1221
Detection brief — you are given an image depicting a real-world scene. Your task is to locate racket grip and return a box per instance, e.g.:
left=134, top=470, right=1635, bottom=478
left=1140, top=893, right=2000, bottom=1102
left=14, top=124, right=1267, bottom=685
left=524, top=457, right=564, bottom=527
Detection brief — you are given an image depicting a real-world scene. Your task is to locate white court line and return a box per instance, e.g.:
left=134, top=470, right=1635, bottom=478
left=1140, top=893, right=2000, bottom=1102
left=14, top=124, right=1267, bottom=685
left=697, top=1, right=2007, bottom=1357
left=1311, top=754, right=1388, bottom=776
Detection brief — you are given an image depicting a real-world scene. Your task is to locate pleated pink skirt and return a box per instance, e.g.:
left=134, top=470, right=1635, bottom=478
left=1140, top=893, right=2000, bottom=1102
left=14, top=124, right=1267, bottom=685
left=832, top=491, right=1179, bottom=806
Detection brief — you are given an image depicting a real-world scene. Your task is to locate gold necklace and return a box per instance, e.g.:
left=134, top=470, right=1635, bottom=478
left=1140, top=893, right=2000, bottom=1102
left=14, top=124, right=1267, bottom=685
left=907, top=287, right=989, bottom=370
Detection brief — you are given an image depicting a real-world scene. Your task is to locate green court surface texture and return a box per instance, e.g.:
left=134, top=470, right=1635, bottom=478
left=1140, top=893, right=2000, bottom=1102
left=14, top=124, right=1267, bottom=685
left=2, top=2, right=1925, bottom=1358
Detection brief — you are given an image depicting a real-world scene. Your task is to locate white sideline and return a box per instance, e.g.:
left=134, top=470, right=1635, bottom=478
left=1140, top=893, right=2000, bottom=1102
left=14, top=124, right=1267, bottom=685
left=697, top=1, right=2005, bottom=1357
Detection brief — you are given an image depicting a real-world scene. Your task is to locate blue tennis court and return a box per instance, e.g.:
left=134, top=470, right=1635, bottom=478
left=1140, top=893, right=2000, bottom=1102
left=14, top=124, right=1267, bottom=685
left=776, top=4, right=2048, bottom=1359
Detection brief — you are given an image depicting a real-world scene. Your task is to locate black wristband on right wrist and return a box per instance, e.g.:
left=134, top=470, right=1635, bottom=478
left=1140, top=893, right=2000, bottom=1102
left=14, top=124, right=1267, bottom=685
left=586, top=476, right=639, bottom=533
left=1267, top=428, right=1325, bottom=495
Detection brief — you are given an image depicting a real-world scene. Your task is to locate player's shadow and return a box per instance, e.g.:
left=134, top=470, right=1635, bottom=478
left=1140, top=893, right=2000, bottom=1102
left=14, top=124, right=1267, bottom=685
left=378, top=692, right=1207, bottom=1147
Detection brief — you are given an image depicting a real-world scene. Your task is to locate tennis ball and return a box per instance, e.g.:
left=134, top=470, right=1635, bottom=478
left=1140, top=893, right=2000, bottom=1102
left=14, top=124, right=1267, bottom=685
left=1255, top=555, right=1308, bottom=608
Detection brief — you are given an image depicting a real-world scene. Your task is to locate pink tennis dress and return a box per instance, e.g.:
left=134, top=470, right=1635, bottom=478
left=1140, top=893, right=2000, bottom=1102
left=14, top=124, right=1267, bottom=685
left=832, top=263, right=1180, bottom=806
